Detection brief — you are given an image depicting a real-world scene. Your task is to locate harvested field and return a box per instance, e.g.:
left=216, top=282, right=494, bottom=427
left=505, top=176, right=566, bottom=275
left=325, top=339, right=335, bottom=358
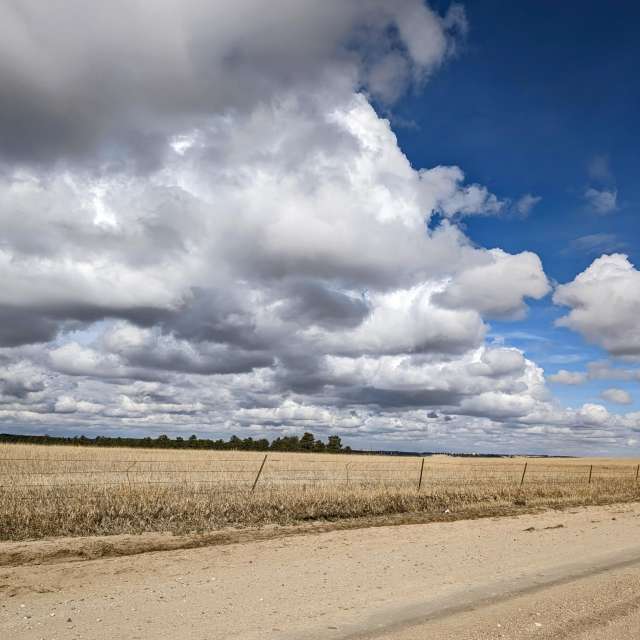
left=2, top=444, right=640, bottom=540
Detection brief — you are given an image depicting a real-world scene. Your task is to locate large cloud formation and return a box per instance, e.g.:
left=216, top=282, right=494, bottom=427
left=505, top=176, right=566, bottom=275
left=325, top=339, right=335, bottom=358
left=554, top=254, right=640, bottom=357
left=0, top=1, right=634, bottom=454
left=0, top=0, right=466, bottom=169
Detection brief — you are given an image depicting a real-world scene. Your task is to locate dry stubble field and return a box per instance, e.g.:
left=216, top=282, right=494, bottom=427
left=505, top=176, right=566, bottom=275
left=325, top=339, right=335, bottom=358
left=2, top=443, right=640, bottom=541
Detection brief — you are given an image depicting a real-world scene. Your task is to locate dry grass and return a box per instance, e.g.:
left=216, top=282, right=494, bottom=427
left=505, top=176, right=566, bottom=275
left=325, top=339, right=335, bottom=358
left=2, top=444, right=640, bottom=541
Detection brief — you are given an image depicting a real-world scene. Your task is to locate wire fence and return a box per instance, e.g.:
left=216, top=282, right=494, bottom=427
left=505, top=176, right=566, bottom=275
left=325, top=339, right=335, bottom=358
left=1, top=455, right=639, bottom=492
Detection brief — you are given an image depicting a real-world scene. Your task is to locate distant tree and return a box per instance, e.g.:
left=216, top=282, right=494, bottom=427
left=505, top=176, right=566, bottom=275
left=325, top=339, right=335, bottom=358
left=271, top=435, right=300, bottom=451
left=300, top=432, right=315, bottom=451
left=327, top=435, right=342, bottom=452
left=0, top=431, right=360, bottom=455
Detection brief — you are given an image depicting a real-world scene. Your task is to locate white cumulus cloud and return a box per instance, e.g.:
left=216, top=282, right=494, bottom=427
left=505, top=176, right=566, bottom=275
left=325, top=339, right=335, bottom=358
left=584, top=187, right=617, bottom=214
left=554, top=254, right=640, bottom=357
left=600, top=388, right=633, bottom=405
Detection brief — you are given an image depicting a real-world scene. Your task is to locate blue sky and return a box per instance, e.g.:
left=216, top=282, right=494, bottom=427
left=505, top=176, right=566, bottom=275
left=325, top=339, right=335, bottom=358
left=395, top=0, right=638, bottom=277
left=392, top=1, right=640, bottom=417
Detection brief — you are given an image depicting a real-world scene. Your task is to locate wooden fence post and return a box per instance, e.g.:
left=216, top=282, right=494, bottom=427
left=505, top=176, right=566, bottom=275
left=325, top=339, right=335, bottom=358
left=636, top=464, right=639, bottom=482
left=417, top=458, right=425, bottom=491
left=251, top=454, right=268, bottom=493
left=588, top=465, right=593, bottom=484
left=520, top=462, right=528, bottom=487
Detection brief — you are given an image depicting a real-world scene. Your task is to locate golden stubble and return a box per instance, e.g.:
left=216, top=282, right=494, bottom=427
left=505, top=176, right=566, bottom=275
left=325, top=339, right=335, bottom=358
left=2, top=444, right=639, bottom=540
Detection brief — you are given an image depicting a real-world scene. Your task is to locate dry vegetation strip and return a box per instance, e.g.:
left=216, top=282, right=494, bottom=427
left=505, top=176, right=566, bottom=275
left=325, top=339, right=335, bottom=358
left=2, top=444, right=640, bottom=541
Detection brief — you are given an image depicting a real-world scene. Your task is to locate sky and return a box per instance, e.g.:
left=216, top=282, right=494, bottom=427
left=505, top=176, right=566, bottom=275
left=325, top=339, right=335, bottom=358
left=1, top=1, right=639, bottom=455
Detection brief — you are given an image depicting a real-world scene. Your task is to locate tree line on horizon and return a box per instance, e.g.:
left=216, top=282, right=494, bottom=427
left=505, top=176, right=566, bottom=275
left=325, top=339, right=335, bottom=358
left=0, top=431, right=351, bottom=453
left=0, top=432, right=562, bottom=458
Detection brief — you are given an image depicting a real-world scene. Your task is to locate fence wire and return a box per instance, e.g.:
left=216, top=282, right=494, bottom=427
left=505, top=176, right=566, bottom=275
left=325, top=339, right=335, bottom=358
left=1, top=455, right=639, bottom=491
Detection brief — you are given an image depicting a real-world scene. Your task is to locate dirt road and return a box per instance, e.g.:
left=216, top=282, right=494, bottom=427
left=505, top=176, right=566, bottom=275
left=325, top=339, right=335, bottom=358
left=2, top=503, right=640, bottom=639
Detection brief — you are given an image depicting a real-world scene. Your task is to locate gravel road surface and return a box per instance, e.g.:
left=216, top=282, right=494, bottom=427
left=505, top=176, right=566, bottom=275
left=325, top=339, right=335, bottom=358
left=2, top=503, right=640, bottom=639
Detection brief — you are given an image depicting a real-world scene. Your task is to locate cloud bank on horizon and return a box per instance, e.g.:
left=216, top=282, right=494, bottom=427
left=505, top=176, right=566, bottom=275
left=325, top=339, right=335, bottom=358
left=1, top=0, right=639, bottom=454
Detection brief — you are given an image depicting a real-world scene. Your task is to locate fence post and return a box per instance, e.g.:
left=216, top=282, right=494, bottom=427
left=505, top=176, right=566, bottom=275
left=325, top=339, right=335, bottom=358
left=520, top=462, right=528, bottom=487
left=345, top=463, right=351, bottom=486
left=588, top=464, right=593, bottom=484
left=417, top=458, right=425, bottom=491
left=636, top=464, right=639, bottom=482
left=251, top=454, right=268, bottom=493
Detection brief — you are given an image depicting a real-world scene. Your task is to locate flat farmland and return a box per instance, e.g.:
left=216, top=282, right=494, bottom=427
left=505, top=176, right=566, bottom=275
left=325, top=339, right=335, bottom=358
left=1, top=444, right=640, bottom=541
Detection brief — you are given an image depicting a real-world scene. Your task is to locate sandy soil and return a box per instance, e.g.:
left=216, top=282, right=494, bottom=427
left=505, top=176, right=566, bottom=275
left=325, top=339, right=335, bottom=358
left=0, top=506, right=536, bottom=567
left=365, top=562, right=640, bottom=639
left=1, top=503, right=640, bottom=639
